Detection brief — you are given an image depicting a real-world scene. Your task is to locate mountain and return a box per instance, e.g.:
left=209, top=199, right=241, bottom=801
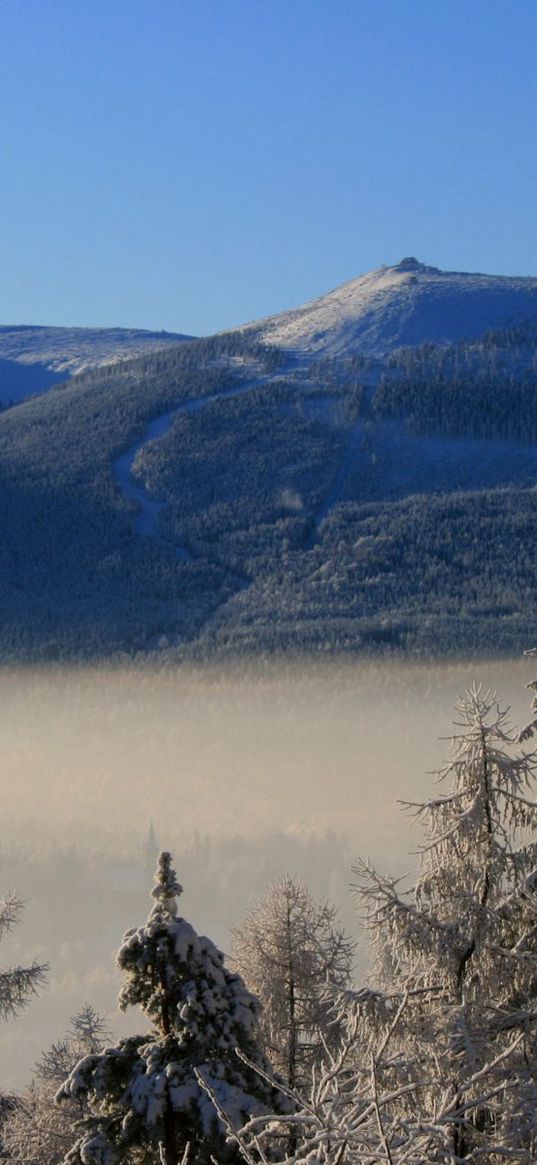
left=0, top=324, right=194, bottom=405
left=3, top=262, right=537, bottom=663
left=241, top=257, right=537, bottom=356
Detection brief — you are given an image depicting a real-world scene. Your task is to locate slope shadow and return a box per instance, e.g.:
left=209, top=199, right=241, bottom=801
left=0, top=358, right=64, bottom=405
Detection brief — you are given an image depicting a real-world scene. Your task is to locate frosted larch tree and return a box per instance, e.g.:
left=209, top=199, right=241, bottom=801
left=4, top=1007, right=110, bottom=1165
left=0, top=893, right=46, bottom=1024
left=210, top=996, right=431, bottom=1165
left=0, top=895, right=46, bottom=1158
left=58, top=852, right=283, bottom=1165
left=350, top=685, right=537, bottom=1160
left=232, top=877, right=354, bottom=1092
left=217, top=688, right=537, bottom=1164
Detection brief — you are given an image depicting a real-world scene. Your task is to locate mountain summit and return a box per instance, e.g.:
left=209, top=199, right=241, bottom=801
left=242, top=259, right=537, bottom=357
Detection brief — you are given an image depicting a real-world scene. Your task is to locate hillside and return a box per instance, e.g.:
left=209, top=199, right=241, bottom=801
left=241, top=257, right=537, bottom=356
left=3, top=262, right=537, bottom=661
left=0, top=324, right=193, bottom=405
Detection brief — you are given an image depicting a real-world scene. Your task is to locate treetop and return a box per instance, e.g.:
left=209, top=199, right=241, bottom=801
left=150, top=851, right=183, bottom=920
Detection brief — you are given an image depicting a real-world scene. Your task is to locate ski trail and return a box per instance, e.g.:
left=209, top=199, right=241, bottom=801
left=112, top=378, right=270, bottom=559
left=304, top=365, right=383, bottom=549
left=303, top=420, right=365, bottom=550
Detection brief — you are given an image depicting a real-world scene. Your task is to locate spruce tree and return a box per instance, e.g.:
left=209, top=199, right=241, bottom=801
left=58, top=853, right=282, bottom=1165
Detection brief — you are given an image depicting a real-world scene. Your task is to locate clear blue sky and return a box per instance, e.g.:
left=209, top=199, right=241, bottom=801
left=1, top=0, right=536, bottom=334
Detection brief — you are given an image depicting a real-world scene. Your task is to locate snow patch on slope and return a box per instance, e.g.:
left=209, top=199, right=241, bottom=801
left=0, top=325, right=194, bottom=404
left=0, top=325, right=193, bottom=375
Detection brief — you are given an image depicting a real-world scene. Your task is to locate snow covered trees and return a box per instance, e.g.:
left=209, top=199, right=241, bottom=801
left=350, top=685, right=537, bottom=1160
left=4, top=1006, right=110, bottom=1165
left=58, top=852, right=283, bottom=1165
left=232, top=877, right=354, bottom=1091
left=224, top=995, right=467, bottom=1165
left=221, top=687, right=537, bottom=1164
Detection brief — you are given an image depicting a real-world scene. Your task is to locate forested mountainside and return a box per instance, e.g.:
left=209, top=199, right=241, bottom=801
left=4, top=262, right=537, bottom=661
left=0, top=324, right=193, bottom=405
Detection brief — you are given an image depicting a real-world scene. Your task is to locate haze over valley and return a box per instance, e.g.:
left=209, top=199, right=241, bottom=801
left=1, top=655, right=535, bottom=1089
left=5, top=4, right=537, bottom=1157
left=4, top=259, right=537, bottom=1097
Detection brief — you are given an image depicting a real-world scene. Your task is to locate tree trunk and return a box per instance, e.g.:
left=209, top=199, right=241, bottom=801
left=286, top=901, right=298, bottom=1156
left=161, top=1099, right=178, bottom=1165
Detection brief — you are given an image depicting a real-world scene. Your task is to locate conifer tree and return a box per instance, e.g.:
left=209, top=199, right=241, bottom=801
left=0, top=894, right=46, bottom=1021
left=232, top=877, right=354, bottom=1091
left=4, top=1006, right=110, bottom=1165
left=58, top=853, right=282, bottom=1165
left=0, top=894, right=46, bottom=1161
left=351, top=686, right=537, bottom=1160
left=223, top=689, right=537, bottom=1164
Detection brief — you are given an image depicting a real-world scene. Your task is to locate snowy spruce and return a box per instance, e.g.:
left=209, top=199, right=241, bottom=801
left=57, top=852, right=284, bottom=1165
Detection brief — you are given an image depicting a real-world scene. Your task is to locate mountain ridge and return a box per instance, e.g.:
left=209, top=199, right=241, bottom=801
left=238, top=257, right=537, bottom=357
left=3, top=262, right=537, bottom=661
left=0, top=324, right=194, bottom=405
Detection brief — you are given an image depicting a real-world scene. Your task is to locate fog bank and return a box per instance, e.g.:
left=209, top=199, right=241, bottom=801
left=0, top=655, right=534, bottom=1087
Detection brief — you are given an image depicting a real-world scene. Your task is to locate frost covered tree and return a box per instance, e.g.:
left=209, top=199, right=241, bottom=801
left=0, top=896, right=46, bottom=1159
left=202, top=998, right=420, bottom=1165
left=34, top=1006, right=111, bottom=1084
left=3, top=1006, right=110, bottom=1165
left=232, top=877, right=354, bottom=1092
left=0, top=893, right=46, bottom=1024
left=58, top=853, right=283, bottom=1165
left=350, top=686, right=537, bottom=1160
left=216, top=689, right=537, bottom=1164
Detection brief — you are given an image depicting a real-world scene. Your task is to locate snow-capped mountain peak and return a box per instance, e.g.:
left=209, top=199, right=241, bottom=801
left=242, top=259, right=537, bottom=357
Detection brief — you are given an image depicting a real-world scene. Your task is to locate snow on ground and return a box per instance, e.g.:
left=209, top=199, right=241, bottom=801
left=240, top=257, right=537, bottom=356
left=336, top=420, right=537, bottom=503
left=113, top=410, right=192, bottom=559
left=0, top=325, right=193, bottom=404
left=0, top=325, right=193, bottom=374
left=112, top=377, right=275, bottom=558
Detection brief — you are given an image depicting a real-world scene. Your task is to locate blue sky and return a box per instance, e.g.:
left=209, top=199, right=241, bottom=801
left=1, top=0, right=536, bottom=334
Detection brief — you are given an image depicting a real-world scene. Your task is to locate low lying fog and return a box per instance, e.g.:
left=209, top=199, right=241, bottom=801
left=0, top=656, right=534, bottom=1087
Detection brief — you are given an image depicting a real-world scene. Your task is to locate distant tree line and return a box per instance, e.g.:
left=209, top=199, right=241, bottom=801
left=375, top=314, right=537, bottom=441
